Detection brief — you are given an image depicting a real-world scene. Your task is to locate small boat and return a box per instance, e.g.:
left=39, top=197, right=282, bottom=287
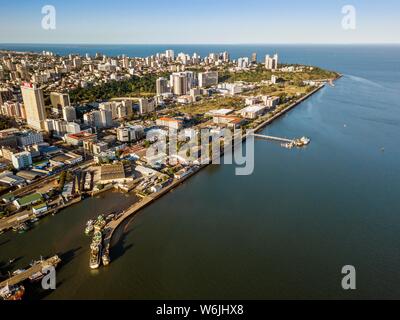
left=30, top=217, right=40, bottom=224
left=12, top=269, right=25, bottom=276
left=0, top=284, right=25, bottom=301
left=102, top=245, right=110, bottom=266
left=14, top=223, right=29, bottom=234
left=300, top=137, right=311, bottom=145
left=29, top=271, right=44, bottom=282
left=85, top=224, right=94, bottom=235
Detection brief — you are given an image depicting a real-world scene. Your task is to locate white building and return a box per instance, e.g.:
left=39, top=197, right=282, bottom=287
left=116, top=125, right=145, bottom=142
left=139, top=98, right=155, bottom=114
left=12, top=151, right=32, bottom=169
left=62, top=106, right=76, bottom=122
left=198, top=71, right=218, bottom=88
left=16, top=131, right=44, bottom=147
left=240, top=105, right=268, bottom=119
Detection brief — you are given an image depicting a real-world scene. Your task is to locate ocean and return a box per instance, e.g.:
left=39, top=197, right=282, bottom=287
left=0, top=44, right=400, bottom=299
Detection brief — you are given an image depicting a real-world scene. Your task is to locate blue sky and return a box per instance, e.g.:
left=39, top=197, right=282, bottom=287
left=0, top=0, right=399, bottom=44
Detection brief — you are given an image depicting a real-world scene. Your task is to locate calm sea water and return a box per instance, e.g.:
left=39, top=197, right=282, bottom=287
left=0, top=45, right=400, bottom=299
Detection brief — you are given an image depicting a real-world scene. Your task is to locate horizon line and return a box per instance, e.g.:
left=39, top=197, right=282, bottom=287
left=1, top=42, right=400, bottom=46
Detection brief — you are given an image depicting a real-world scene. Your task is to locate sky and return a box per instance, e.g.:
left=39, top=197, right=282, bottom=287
left=0, top=0, right=399, bottom=44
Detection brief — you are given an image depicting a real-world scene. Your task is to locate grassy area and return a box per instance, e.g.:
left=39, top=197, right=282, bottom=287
left=69, top=73, right=168, bottom=104
left=243, top=83, right=313, bottom=98
left=220, top=65, right=338, bottom=84
left=175, top=96, right=245, bottom=115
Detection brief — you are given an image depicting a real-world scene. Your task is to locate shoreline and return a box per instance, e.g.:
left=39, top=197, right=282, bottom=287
left=104, top=75, right=343, bottom=255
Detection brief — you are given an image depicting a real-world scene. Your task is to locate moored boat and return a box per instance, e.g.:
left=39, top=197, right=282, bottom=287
left=0, top=284, right=25, bottom=301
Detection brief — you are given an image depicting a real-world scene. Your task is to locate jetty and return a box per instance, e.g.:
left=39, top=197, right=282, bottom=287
left=252, top=134, right=294, bottom=144
left=0, top=255, right=61, bottom=288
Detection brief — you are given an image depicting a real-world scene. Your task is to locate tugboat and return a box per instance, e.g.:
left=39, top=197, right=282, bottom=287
left=0, top=284, right=25, bottom=301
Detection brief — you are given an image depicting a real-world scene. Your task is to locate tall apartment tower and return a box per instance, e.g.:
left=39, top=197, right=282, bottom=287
left=251, top=53, right=257, bottom=63
left=156, top=77, right=169, bottom=95
left=165, top=50, right=175, bottom=61
left=50, top=92, right=71, bottom=114
left=21, top=83, right=46, bottom=131
left=265, top=54, right=279, bottom=70
left=172, top=74, right=188, bottom=96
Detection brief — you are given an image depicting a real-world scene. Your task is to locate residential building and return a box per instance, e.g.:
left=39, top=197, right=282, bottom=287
left=156, top=77, right=170, bottom=95
left=116, top=125, right=145, bottom=142
left=62, top=106, right=76, bottom=122
left=156, top=117, right=183, bottom=130
left=11, top=151, right=33, bottom=169
left=21, top=83, right=46, bottom=131
left=198, top=71, right=218, bottom=88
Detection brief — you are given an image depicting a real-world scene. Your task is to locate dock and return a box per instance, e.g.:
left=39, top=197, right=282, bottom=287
left=0, top=255, right=61, bottom=288
left=252, top=134, right=294, bottom=144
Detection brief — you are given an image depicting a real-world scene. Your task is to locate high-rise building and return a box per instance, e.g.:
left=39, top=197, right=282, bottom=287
left=170, top=72, right=195, bottom=96
left=116, top=125, right=145, bottom=142
left=12, top=151, right=32, bottom=170
left=21, top=83, right=46, bottom=131
left=265, top=54, right=279, bottom=70
left=138, top=98, right=155, bottom=114
left=198, top=71, right=219, bottom=88
left=237, top=57, right=249, bottom=69
left=165, top=50, right=175, bottom=61
left=63, top=106, right=77, bottom=122
left=100, top=109, right=113, bottom=128
left=156, top=77, right=169, bottom=95
left=50, top=92, right=70, bottom=111
left=172, top=74, right=188, bottom=96
left=251, top=53, right=257, bottom=63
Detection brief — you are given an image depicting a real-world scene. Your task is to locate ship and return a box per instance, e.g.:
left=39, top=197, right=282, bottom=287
left=13, top=223, right=29, bottom=233
left=300, top=137, right=311, bottom=145
left=85, top=220, right=94, bottom=235
left=102, top=245, right=110, bottom=266
left=94, top=215, right=106, bottom=232
left=0, top=284, right=25, bottom=301
left=89, top=231, right=103, bottom=269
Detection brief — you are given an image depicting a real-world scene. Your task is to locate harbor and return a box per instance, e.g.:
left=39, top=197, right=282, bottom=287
left=83, top=82, right=334, bottom=269
left=0, top=255, right=61, bottom=300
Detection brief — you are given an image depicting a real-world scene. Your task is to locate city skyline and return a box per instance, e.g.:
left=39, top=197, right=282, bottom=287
left=1, top=0, right=400, bottom=44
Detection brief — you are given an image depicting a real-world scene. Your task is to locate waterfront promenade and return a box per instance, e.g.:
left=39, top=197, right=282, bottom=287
left=102, top=79, right=340, bottom=262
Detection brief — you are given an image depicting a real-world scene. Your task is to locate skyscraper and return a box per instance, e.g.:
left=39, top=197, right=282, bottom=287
left=165, top=50, right=175, bottom=61
left=156, top=77, right=169, bottom=95
left=198, top=71, right=219, bottom=88
left=50, top=92, right=71, bottom=114
left=251, top=53, right=257, bottom=63
left=63, top=106, right=77, bottom=122
left=265, top=54, right=279, bottom=70
left=21, top=83, right=46, bottom=131
left=172, top=73, right=189, bottom=96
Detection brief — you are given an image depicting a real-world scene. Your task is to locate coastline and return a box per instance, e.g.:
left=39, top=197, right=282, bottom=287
left=104, top=74, right=343, bottom=255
